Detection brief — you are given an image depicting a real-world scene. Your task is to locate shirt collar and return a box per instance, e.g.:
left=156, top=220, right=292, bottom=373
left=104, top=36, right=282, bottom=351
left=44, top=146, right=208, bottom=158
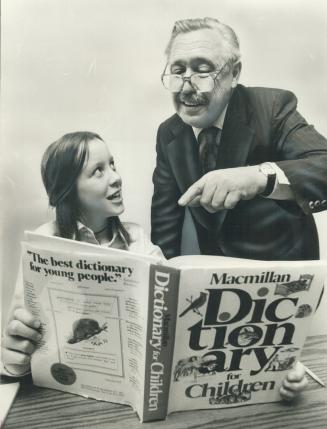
left=192, top=103, right=228, bottom=140
left=76, top=221, right=128, bottom=249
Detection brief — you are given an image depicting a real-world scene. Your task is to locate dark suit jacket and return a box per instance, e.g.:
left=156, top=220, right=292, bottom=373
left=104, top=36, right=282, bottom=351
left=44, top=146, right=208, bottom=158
left=151, top=85, right=327, bottom=260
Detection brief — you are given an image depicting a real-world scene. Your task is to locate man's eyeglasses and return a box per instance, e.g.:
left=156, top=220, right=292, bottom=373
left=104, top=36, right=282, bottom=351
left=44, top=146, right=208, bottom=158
left=161, top=63, right=228, bottom=93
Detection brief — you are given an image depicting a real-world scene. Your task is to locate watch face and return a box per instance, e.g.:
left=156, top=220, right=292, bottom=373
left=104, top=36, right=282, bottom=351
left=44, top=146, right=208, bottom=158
left=260, top=163, right=275, bottom=175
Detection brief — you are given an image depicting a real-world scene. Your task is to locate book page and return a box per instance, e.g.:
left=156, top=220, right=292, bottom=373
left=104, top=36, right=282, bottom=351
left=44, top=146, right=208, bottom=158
left=168, top=254, right=260, bottom=268
left=22, top=235, right=160, bottom=418
left=168, top=259, right=327, bottom=413
left=0, top=382, right=20, bottom=426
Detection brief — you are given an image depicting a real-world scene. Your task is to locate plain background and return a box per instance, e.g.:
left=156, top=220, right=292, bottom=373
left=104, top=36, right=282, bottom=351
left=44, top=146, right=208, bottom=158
left=1, top=0, right=327, bottom=335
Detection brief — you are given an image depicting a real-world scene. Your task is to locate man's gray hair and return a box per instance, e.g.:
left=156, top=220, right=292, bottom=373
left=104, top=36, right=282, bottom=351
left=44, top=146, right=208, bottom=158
left=165, top=17, right=241, bottom=67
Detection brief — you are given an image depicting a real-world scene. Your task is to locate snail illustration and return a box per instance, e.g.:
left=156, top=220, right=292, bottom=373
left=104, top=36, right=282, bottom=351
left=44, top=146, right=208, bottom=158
left=67, top=318, right=108, bottom=344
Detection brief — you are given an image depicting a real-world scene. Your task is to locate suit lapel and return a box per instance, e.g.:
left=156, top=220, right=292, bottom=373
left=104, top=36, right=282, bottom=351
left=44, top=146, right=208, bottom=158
left=167, top=123, right=201, bottom=190
left=166, top=86, right=255, bottom=232
left=166, top=119, right=216, bottom=230
left=210, top=89, right=255, bottom=232
left=217, top=87, right=255, bottom=170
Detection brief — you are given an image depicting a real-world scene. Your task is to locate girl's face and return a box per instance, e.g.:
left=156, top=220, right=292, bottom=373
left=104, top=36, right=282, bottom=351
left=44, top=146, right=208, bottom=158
left=76, top=139, right=124, bottom=228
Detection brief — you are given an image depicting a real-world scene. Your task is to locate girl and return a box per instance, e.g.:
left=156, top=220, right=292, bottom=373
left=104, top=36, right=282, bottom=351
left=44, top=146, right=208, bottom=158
left=2, top=131, right=162, bottom=376
left=2, top=131, right=307, bottom=400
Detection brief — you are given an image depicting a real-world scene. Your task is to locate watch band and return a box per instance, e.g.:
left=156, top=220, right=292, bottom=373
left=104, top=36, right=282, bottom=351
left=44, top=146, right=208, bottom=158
left=259, top=163, right=277, bottom=197
left=261, top=173, right=276, bottom=196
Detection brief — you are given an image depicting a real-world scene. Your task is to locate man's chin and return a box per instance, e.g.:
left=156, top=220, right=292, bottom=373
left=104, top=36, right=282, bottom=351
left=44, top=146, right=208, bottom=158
left=178, top=110, right=211, bottom=128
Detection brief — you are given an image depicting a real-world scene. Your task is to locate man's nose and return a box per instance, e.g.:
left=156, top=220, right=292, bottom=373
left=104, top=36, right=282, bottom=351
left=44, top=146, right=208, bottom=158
left=180, top=69, right=196, bottom=93
left=180, top=77, right=194, bottom=94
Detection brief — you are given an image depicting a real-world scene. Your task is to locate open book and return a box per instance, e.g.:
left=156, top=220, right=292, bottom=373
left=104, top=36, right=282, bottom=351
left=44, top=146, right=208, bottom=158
left=22, top=232, right=327, bottom=422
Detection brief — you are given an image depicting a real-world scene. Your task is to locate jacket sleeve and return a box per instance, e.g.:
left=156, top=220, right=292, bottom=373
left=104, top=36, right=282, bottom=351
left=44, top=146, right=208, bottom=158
left=151, top=124, right=185, bottom=259
left=273, top=90, right=327, bottom=215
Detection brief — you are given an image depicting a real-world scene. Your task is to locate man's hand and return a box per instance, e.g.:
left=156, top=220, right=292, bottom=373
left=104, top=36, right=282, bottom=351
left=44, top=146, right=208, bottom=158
left=280, top=361, right=308, bottom=401
left=178, top=166, right=267, bottom=213
left=2, top=308, right=42, bottom=376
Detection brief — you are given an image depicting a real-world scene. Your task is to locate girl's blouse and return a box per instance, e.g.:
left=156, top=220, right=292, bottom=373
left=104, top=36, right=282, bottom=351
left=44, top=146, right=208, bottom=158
left=36, top=220, right=163, bottom=257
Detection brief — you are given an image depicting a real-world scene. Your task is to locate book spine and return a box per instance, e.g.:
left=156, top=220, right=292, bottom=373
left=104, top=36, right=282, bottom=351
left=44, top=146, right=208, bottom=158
left=141, top=264, right=180, bottom=422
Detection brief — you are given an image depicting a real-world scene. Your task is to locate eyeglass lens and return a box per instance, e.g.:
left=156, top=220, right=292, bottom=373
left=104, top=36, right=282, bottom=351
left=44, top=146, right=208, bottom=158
left=164, top=74, right=214, bottom=93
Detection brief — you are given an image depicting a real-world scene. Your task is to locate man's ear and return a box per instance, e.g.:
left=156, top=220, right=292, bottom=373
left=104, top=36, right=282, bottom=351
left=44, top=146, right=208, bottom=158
left=231, top=61, right=242, bottom=88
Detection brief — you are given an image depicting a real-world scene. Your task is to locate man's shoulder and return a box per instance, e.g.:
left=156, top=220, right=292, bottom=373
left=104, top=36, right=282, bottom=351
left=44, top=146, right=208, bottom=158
left=238, top=84, right=297, bottom=106
left=159, top=112, right=181, bottom=128
left=158, top=113, right=186, bottom=139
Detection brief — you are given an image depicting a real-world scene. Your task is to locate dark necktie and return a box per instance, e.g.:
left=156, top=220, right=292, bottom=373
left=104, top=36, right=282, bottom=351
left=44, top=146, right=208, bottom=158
left=198, top=126, right=220, bottom=175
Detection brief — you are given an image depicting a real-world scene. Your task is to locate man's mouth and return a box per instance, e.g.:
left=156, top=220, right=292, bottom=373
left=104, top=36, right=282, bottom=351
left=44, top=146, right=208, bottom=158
left=107, top=190, right=121, bottom=200
left=182, top=100, right=204, bottom=107
left=179, top=95, right=207, bottom=108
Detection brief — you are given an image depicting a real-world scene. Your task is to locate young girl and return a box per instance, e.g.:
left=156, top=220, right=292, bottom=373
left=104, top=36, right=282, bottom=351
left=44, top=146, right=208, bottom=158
left=2, top=132, right=162, bottom=374
left=2, top=131, right=307, bottom=401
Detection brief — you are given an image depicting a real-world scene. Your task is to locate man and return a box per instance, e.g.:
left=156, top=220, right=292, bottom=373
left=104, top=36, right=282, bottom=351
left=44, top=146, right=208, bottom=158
left=151, top=17, right=327, bottom=260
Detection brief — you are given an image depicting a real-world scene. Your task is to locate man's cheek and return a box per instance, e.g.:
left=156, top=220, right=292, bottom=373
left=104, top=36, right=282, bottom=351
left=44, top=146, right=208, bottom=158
left=172, top=94, right=180, bottom=106
left=172, top=97, right=182, bottom=112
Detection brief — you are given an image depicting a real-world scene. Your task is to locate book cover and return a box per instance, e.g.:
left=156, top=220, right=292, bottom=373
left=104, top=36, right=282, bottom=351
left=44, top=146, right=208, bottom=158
left=21, top=234, right=327, bottom=421
left=167, top=261, right=326, bottom=414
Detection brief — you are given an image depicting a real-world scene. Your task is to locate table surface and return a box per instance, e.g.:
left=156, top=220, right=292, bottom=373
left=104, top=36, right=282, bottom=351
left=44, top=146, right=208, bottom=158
left=2, top=335, right=327, bottom=429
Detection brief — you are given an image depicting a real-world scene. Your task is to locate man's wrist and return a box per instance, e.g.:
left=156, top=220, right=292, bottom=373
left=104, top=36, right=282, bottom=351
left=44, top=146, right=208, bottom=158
left=257, top=170, right=268, bottom=194
left=258, top=163, right=277, bottom=196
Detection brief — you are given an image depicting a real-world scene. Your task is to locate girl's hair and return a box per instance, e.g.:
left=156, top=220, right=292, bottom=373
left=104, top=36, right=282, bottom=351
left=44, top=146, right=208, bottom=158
left=41, top=131, right=130, bottom=246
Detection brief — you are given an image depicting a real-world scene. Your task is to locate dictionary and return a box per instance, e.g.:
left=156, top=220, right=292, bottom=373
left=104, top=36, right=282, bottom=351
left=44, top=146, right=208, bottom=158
left=21, top=232, right=327, bottom=422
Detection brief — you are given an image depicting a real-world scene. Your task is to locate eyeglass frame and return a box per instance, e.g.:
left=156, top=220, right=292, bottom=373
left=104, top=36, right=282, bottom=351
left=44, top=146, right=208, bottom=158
left=160, top=61, right=231, bottom=93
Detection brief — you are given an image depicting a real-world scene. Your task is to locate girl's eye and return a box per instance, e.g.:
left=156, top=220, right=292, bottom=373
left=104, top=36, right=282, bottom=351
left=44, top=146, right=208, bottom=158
left=93, top=167, right=104, bottom=177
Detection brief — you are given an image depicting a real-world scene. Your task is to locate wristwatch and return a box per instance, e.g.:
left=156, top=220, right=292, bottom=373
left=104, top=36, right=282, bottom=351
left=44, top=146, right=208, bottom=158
left=258, top=163, right=277, bottom=197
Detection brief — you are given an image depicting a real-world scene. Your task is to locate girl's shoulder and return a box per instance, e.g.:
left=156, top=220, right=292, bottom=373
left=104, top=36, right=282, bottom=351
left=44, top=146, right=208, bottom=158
left=33, top=221, right=59, bottom=237
left=121, top=222, right=145, bottom=242
left=122, top=222, right=164, bottom=259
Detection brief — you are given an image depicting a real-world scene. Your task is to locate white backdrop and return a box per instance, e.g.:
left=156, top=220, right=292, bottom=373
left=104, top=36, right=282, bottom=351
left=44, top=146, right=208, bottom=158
left=1, top=0, right=327, bottom=334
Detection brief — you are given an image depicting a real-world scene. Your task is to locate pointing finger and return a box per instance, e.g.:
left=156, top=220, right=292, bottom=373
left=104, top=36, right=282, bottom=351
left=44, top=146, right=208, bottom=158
left=200, top=182, right=217, bottom=205
left=178, top=180, right=204, bottom=206
left=187, top=195, right=202, bottom=207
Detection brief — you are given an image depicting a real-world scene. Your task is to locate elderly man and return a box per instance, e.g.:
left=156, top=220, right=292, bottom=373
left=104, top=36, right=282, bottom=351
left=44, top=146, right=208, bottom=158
left=151, top=17, right=327, bottom=260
